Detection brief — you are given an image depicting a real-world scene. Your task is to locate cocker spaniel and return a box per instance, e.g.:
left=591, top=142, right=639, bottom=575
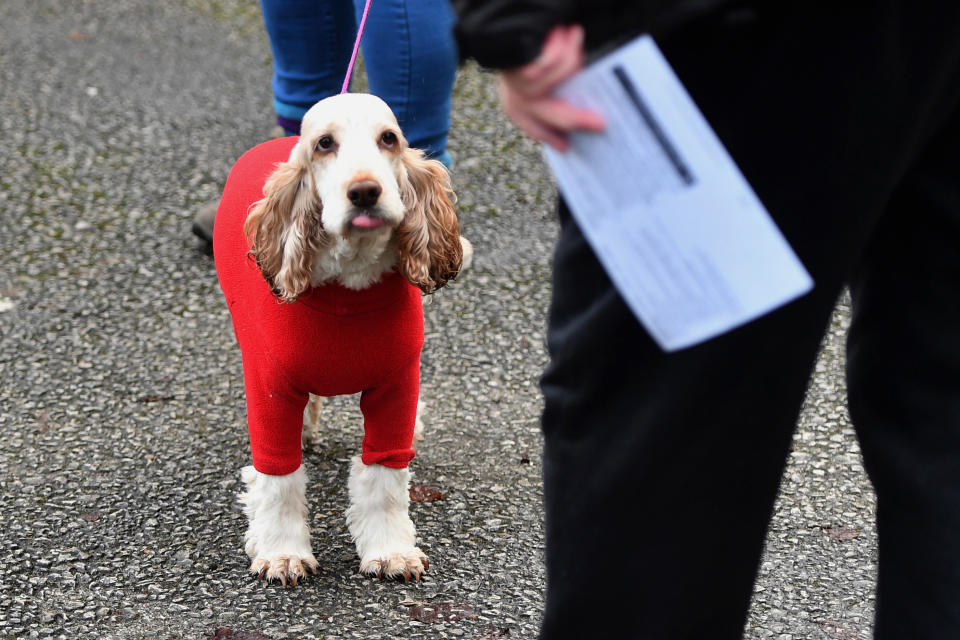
left=213, top=93, right=471, bottom=585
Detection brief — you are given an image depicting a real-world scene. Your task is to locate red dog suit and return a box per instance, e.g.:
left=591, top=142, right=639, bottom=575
left=213, top=137, right=423, bottom=476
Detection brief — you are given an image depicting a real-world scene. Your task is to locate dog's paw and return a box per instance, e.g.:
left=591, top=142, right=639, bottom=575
left=359, top=547, right=429, bottom=582
left=249, top=553, right=318, bottom=587
left=240, top=465, right=316, bottom=587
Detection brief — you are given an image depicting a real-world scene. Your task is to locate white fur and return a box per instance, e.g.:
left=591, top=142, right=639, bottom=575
left=346, top=456, right=428, bottom=580
left=459, top=237, right=474, bottom=272
left=311, top=234, right=399, bottom=290
left=239, top=465, right=318, bottom=585
left=304, top=98, right=408, bottom=239
left=301, top=95, right=408, bottom=290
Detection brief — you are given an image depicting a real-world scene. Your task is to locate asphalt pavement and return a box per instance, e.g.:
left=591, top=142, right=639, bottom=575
left=1, top=1, right=877, bottom=638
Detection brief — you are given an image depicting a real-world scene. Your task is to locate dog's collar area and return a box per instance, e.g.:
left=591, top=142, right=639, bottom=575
left=294, top=270, right=413, bottom=315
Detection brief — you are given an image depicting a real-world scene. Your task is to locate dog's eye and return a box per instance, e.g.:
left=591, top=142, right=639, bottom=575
left=380, top=131, right=398, bottom=147
left=316, top=135, right=335, bottom=151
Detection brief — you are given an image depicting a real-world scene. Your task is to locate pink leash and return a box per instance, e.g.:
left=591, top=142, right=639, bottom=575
left=341, top=0, right=373, bottom=94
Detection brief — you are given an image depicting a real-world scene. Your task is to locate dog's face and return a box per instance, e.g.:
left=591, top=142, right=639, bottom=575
left=300, top=94, right=407, bottom=238
left=243, top=93, right=462, bottom=302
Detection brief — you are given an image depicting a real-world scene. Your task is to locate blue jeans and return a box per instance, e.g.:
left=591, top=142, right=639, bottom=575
left=260, top=0, right=457, bottom=163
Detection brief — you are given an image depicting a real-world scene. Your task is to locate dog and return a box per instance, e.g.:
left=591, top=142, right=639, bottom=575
left=213, top=93, right=471, bottom=586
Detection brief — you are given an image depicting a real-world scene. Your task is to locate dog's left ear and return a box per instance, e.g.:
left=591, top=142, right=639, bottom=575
left=396, top=148, right=463, bottom=294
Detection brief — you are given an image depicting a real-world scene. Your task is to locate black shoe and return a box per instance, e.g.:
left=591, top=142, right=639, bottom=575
left=193, top=124, right=286, bottom=255
left=192, top=199, right=218, bottom=255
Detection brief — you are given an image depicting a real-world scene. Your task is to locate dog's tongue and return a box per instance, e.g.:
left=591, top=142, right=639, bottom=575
left=352, top=214, right=384, bottom=229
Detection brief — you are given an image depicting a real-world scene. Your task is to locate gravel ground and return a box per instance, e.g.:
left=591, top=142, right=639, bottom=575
left=1, top=2, right=876, bottom=639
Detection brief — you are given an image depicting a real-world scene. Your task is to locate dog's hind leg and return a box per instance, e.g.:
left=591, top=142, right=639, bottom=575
left=302, top=394, right=324, bottom=448
left=345, top=456, right=428, bottom=581
left=412, top=398, right=426, bottom=450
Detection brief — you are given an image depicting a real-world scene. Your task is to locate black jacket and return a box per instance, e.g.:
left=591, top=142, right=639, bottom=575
left=452, top=0, right=736, bottom=69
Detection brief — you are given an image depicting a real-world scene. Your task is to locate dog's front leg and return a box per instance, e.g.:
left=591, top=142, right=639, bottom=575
left=346, top=456, right=428, bottom=581
left=240, top=465, right=318, bottom=585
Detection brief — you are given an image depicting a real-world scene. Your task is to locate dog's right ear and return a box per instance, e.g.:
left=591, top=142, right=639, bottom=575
left=244, top=144, right=326, bottom=303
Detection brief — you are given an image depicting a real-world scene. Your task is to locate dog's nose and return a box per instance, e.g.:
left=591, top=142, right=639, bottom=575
left=347, top=180, right=382, bottom=208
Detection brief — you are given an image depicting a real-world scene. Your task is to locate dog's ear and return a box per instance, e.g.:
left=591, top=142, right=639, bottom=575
left=396, top=148, right=462, bottom=294
left=244, top=143, right=326, bottom=303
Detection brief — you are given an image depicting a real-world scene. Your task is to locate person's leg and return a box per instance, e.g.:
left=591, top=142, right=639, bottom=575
left=537, top=4, right=960, bottom=638
left=539, top=201, right=843, bottom=638
left=355, top=0, right=457, bottom=164
left=846, top=108, right=960, bottom=638
left=193, top=0, right=355, bottom=247
left=261, top=0, right=355, bottom=134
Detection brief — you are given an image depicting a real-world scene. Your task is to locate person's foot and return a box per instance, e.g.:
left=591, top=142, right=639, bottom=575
left=192, top=124, right=288, bottom=255
left=191, top=199, right=218, bottom=255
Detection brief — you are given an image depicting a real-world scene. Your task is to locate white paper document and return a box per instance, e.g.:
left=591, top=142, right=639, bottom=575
left=543, top=35, right=813, bottom=351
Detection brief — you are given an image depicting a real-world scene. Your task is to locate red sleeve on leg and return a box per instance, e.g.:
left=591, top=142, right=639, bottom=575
left=359, top=357, right=420, bottom=469
left=242, top=352, right=308, bottom=476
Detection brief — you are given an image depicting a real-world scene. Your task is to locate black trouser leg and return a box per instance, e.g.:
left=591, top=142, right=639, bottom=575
left=846, top=111, right=960, bottom=638
left=536, top=5, right=960, bottom=638
left=538, top=204, right=842, bottom=638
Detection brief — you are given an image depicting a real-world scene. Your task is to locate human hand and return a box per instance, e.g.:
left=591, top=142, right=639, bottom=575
left=498, top=24, right=605, bottom=151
